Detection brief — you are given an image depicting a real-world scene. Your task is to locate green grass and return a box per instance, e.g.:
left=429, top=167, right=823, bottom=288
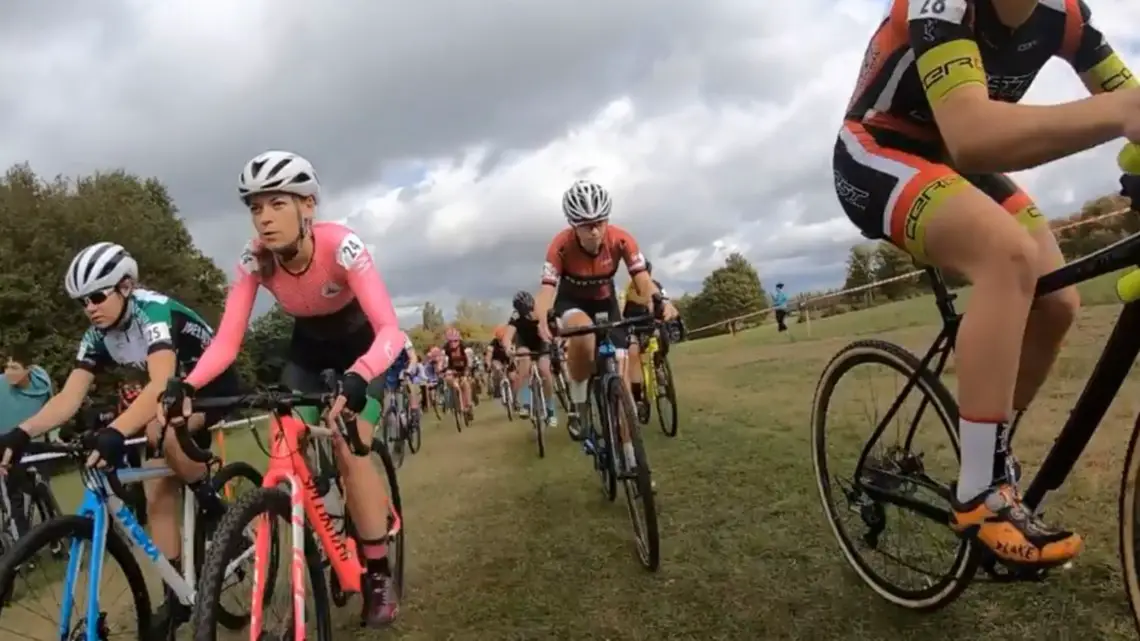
left=9, top=275, right=1140, bottom=640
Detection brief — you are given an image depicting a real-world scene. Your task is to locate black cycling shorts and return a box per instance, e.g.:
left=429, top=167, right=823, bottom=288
left=554, top=294, right=628, bottom=350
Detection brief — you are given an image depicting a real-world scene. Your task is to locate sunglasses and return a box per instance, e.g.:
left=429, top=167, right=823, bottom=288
left=76, top=288, right=114, bottom=307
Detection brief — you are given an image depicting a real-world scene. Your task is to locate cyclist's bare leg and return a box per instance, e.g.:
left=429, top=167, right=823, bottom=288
left=923, top=185, right=1080, bottom=565
left=333, top=417, right=390, bottom=542
left=406, top=382, right=420, bottom=412
left=460, top=375, right=472, bottom=411
left=516, top=355, right=533, bottom=412
left=627, top=339, right=644, bottom=405
left=1012, top=226, right=1079, bottom=413
left=146, top=413, right=206, bottom=560
left=537, top=355, right=555, bottom=397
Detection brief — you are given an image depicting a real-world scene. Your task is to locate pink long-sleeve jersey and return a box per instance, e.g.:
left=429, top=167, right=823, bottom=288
left=186, top=222, right=404, bottom=389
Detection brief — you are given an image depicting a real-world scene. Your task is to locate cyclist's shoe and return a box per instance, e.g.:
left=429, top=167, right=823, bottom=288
left=519, top=406, right=531, bottom=419
left=567, top=404, right=588, bottom=441
left=636, top=400, right=650, bottom=424
left=950, top=484, right=1082, bottom=566
left=150, top=593, right=191, bottom=638
left=361, top=570, right=399, bottom=628
left=464, top=408, right=475, bottom=422
left=546, top=412, right=558, bottom=429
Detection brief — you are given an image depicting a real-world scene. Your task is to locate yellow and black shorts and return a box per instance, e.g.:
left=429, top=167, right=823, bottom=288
left=832, top=120, right=1046, bottom=263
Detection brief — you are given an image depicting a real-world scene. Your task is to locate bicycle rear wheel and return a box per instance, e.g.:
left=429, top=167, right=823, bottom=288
left=193, top=487, right=331, bottom=641
left=654, top=355, right=679, bottom=438
left=407, top=414, right=422, bottom=454
left=606, top=377, right=659, bottom=571
left=812, top=339, right=973, bottom=611
left=385, top=406, right=406, bottom=469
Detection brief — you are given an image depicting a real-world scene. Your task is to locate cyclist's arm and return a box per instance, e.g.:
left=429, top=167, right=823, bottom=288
left=337, top=232, right=404, bottom=380
left=19, top=369, right=93, bottom=437
left=1064, top=2, right=1138, bottom=95
left=536, top=237, right=564, bottom=321
left=112, top=349, right=176, bottom=436
left=910, top=0, right=1128, bottom=173
left=185, top=266, right=258, bottom=390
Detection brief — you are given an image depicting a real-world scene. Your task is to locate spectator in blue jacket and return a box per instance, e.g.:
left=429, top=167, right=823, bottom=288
left=2, top=347, right=54, bottom=434
left=772, top=283, right=790, bottom=333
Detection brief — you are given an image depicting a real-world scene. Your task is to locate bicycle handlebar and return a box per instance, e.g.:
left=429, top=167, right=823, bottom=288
left=547, top=292, right=667, bottom=339
left=169, top=368, right=369, bottom=464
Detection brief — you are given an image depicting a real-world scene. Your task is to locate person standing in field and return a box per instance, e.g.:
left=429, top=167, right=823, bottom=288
left=772, top=283, right=789, bottom=333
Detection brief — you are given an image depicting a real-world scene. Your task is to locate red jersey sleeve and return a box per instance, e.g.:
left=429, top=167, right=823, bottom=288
left=612, top=226, right=647, bottom=276
left=541, top=229, right=571, bottom=287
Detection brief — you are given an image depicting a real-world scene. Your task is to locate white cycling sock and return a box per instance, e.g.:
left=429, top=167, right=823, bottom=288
left=569, top=378, right=588, bottom=404
left=956, top=418, right=998, bottom=503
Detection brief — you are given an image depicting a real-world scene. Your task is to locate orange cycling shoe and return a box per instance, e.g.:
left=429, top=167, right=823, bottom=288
left=950, top=484, right=1082, bottom=566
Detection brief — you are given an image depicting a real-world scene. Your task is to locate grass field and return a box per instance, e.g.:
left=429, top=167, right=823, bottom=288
left=7, top=270, right=1140, bottom=640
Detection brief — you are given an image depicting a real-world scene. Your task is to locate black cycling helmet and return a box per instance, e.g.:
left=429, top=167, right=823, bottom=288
left=513, top=290, right=535, bottom=314
left=776, top=282, right=784, bottom=289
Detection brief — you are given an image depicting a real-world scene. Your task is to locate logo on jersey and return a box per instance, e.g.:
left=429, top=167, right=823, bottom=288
left=321, top=282, right=343, bottom=298
left=337, top=233, right=369, bottom=271
left=239, top=242, right=259, bottom=274
left=541, top=261, right=559, bottom=283
left=628, top=251, right=646, bottom=271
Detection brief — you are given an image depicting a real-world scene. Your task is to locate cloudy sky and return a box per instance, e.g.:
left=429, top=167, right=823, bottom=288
left=4, top=0, right=1140, bottom=323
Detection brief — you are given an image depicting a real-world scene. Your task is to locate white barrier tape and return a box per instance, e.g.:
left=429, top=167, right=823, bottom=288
left=686, top=206, right=1133, bottom=335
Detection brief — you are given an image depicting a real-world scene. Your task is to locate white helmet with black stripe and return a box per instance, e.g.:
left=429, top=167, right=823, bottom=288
left=238, top=150, right=321, bottom=204
left=562, top=180, right=612, bottom=226
left=65, top=242, right=139, bottom=299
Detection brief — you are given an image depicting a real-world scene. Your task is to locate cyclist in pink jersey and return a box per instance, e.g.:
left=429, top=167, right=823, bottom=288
left=158, top=150, right=402, bottom=627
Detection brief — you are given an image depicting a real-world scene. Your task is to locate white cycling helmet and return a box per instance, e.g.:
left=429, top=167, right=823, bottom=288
left=238, top=150, right=321, bottom=204
left=562, top=180, right=612, bottom=226
left=65, top=242, right=139, bottom=299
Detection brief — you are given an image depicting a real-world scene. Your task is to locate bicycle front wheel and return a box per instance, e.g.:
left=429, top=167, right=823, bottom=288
left=1117, top=412, right=1140, bottom=637
left=0, top=515, right=151, bottom=640
left=812, top=339, right=973, bottom=611
left=532, top=377, right=546, bottom=459
left=385, top=407, right=406, bottom=469
left=654, top=355, right=679, bottom=438
left=606, top=376, right=660, bottom=571
left=193, top=487, right=331, bottom=641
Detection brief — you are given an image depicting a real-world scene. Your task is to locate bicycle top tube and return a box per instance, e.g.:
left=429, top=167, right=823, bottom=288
left=1036, top=227, right=1140, bottom=299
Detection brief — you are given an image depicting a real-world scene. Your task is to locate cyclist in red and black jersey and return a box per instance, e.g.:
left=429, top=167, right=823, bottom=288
left=440, top=327, right=474, bottom=422
left=834, top=0, right=1140, bottom=567
left=533, top=180, right=678, bottom=439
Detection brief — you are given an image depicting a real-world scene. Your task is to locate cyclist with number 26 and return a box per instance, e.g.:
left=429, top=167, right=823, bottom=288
left=157, top=150, right=405, bottom=628
left=833, top=0, right=1140, bottom=566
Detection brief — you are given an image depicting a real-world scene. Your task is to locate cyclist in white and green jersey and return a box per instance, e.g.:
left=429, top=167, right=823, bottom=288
left=0, top=241, right=241, bottom=635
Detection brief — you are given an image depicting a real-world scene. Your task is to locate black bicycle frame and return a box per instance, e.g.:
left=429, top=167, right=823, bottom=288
left=860, top=229, right=1140, bottom=517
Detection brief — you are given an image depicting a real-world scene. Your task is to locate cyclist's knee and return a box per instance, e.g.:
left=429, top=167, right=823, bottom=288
left=1033, top=287, right=1079, bottom=334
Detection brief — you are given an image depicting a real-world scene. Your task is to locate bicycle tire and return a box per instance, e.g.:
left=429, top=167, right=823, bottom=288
left=554, top=371, right=572, bottom=414
left=607, top=376, right=660, bottom=571
left=501, top=379, right=514, bottom=422
left=204, top=461, right=271, bottom=630
left=532, top=375, right=546, bottom=459
left=811, top=339, right=974, bottom=611
left=407, top=415, right=422, bottom=455
left=193, top=487, right=332, bottom=641
left=589, top=384, right=618, bottom=502
left=29, top=479, right=65, bottom=557
left=655, top=355, right=679, bottom=438
left=0, top=515, right=152, bottom=636
left=369, top=436, right=406, bottom=600
left=385, top=407, right=406, bottom=469
left=1117, top=412, right=1140, bottom=637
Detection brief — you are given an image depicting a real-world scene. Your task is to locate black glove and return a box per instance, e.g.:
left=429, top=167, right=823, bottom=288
left=160, top=377, right=196, bottom=419
left=0, top=427, right=32, bottom=465
left=89, top=427, right=127, bottom=468
left=339, top=372, right=370, bottom=414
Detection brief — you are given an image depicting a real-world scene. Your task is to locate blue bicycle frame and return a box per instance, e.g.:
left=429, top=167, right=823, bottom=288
left=60, top=465, right=194, bottom=641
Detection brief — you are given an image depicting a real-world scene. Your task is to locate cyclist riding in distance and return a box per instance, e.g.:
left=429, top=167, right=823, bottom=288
left=485, top=324, right=513, bottom=404
left=834, top=0, right=1140, bottom=567
left=0, top=242, right=242, bottom=635
left=157, top=150, right=405, bottom=627
left=381, top=334, right=422, bottom=430
left=440, top=327, right=475, bottom=421
left=533, top=179, right=679, bottom=446
left=504, top=291, right=559, bottom=428
left=423, top=345, right=444, bottom=408
left=623, top=260, right=671, bottom=422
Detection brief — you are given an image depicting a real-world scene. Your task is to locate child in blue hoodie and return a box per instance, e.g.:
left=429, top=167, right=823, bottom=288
left=2, top=348, right=54, bottom=433
left=1, top=346, right=54, bottom=537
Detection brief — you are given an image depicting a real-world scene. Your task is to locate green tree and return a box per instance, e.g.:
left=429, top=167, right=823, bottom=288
left=455, top=298, right=503, bottom=328
left=874, top=242, right=917, bottom=300
left=842, top=244, right=875, bottom=305
left=687, top=253, right=766, bottom=330
left=421, top=301, right=445, bottom=331
left=0, top=165, right=228, bottom=397
left=245, top=305, right=293, bottom=385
